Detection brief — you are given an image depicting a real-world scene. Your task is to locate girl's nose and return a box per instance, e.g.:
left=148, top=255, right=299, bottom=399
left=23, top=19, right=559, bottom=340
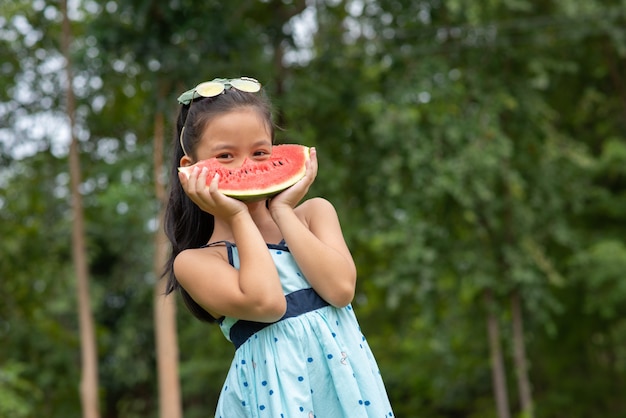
left=233, top=157, right=250, bottom=168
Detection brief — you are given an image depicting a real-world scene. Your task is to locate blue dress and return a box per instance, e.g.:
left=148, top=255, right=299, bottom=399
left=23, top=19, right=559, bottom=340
left=213, top=241, right=395, bottom=418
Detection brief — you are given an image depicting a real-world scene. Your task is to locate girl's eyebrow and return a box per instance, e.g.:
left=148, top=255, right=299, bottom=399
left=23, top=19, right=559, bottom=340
left=252, top=139, right=272, bottom=148
left=210, top=143, right=234, bottom=152
left=211, top=140, right=271, bottom=152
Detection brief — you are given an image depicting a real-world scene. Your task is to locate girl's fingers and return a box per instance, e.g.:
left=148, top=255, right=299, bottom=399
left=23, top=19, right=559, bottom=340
left=209, top=173, right=220, bottom=193
left=196, top=167, right=208, bottom=190
left=185, top=166, right=199, bottom=195
left=298, top=147, right=317, bottom=184
left=178, top=171, right=188, bottom=188
left=307, top=148, right=318, bottom=180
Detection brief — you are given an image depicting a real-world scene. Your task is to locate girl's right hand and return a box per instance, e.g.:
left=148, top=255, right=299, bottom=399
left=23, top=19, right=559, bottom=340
left=179, top=166, right=248, bottom=220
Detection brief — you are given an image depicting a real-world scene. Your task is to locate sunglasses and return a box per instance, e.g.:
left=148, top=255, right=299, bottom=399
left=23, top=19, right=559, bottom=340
left=177, top=77, right=262, bottom=155
left=177, top=77, right=261, bottom=105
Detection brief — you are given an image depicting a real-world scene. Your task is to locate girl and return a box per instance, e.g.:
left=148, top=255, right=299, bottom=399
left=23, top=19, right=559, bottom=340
left=164, top=76, right=394, bottom=417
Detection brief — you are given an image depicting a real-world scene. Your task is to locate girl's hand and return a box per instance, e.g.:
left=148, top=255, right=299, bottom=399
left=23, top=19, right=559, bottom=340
left=179, top=166, right=248, bottom=221
left=269, top=147, right=318, bottom=212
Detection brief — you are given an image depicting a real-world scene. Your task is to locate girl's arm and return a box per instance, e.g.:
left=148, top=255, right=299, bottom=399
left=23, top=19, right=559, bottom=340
left=174, top=168, right=286, bottom=322
left=269, top=149, right=357, bottom=307
left=271, top=198, right=356, bottom=307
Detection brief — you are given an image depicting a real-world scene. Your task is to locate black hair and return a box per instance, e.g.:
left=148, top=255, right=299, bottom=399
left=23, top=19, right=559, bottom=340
left=163, top=86, right=275, bottom=322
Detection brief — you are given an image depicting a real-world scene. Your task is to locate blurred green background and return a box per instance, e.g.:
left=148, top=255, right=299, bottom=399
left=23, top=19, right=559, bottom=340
left=1, top=0, right=626, bottom=417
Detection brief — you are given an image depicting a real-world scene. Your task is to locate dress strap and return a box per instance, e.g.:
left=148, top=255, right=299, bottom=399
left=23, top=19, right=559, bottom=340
left=204, top=240, right=234, bottom=266
left=205, top=240, right=234, bottom=248
left=229, top=288, right=329, bottom=349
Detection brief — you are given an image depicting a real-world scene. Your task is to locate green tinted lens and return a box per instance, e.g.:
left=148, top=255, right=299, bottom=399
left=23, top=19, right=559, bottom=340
left=195, top=81, right=226, bottom=98
left=230, top=78, right=261, bottom=93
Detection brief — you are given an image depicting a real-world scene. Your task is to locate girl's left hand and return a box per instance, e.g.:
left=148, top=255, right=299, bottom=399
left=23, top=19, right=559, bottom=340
left=269, top=147, right=318, bottom=211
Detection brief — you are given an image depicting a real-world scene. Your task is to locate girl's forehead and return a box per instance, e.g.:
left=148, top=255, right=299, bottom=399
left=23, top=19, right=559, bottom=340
left=203, top=108, right=269, bottom=133
left=209, top=107, right=265, bottom=122
left=198, top=109, right=271, bottom=148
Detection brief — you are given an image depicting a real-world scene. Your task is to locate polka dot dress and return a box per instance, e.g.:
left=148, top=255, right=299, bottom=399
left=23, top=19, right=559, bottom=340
left=214, top=242, right=394, bottom=418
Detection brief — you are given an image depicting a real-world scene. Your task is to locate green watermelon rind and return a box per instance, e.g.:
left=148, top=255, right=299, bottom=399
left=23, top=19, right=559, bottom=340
left=178, top=144, right=310, bottom=202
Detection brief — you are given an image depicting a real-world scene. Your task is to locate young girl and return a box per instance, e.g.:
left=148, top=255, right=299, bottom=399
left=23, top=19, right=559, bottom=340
left=164, top=76, right=394, bottom=417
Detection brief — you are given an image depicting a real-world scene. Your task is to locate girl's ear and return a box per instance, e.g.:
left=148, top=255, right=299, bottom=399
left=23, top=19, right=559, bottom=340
left=179, top=155, right=194, bottom=167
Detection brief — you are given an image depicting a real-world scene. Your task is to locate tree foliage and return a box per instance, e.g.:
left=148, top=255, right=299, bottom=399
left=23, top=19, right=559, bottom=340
left=1, top=0, right=625, bottom=417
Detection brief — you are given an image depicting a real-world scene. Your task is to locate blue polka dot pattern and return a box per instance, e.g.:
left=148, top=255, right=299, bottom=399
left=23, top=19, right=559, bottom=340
left=213, top=243, right=394, bottom=417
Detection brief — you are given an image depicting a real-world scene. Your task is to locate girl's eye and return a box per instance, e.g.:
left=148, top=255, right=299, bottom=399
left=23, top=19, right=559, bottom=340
left=253, top=150, right=270, bottom=157
left=216, top=153, right=233, bottom=160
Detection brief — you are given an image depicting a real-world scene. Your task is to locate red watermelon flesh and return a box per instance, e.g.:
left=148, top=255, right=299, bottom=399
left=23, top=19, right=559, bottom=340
left=178, top=144, right=310, bottom=201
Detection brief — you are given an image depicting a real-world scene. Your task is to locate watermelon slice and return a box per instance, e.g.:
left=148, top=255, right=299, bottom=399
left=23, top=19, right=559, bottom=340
left=178, top=144, right=310, bottom=201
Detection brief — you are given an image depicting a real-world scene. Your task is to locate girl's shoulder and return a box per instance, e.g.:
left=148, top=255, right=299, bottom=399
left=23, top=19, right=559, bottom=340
left=296, top=196, right=335, bottom=211
left=174, top=243, right=229, bottom=270
left=295, top=197, right=339, bottom=221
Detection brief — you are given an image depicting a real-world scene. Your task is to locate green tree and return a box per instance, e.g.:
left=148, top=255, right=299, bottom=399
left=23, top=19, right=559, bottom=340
left=2, top=1, right=626, bottom=417
left=61, top=0, right=100, bottom=415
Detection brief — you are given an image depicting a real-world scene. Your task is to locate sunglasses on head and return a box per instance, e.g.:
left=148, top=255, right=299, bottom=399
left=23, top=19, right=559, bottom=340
left=177, top=77, right=261, bottom=105
left=177, top=77, right=262, bottom=156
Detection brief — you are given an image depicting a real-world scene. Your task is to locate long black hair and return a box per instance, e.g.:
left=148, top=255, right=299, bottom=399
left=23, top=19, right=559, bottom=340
left=163, top=84, right=275, bottom=322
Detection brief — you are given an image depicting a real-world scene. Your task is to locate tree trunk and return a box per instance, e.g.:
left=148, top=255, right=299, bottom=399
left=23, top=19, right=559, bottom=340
left=511, top=289, right=534, bottom=418
left=61, top=1, right=100, bottom=417
left=484, top=288, right=511, bottom=418
left=152, top=109, right=183, bottom=418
